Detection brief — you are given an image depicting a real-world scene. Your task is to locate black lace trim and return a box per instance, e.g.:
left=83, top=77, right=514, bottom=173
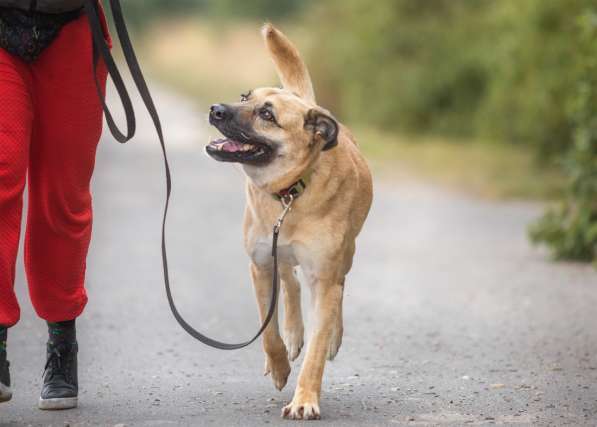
left=0, top=7, right=82, bottom=62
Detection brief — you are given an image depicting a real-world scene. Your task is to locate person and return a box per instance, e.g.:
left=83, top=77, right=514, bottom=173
left=0, top=0, right=111, bottom=410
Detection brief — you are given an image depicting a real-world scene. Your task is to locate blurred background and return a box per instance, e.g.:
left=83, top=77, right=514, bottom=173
left=114, top=0, right=595, bottom=265
left=5, top=3, right=597, bottom=425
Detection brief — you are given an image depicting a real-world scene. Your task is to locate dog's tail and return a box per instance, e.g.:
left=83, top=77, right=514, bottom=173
left=262, top=23, right=315, bottom=104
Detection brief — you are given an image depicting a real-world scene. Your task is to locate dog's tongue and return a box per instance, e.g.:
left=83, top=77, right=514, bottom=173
left=223, top=140, right=244, bottom=152
left=211, top=138, right=244, bottom=152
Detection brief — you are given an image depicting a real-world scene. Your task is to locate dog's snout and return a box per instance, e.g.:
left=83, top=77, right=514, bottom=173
left=209, top=104, right=230, bottom=122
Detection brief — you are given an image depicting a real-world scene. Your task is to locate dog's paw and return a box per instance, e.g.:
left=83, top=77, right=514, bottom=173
left=326, top=323, right=343, bottom=361
left=283, top=323, right=304, bottom=361
left=282, top=392, right=321, bottom=420
left=264, top=355, right=291, bottom=391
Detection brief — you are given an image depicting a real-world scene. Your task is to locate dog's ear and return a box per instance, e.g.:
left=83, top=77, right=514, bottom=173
left=262, top=23, right=316, bottom=104
left=305, top=108, right=339, bottom=151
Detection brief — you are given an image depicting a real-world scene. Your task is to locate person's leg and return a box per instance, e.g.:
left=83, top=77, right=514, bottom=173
left=0, top=47, right=34, bottom=404
left=26, top=12, right=109, bottom=410
left=0, top=48, right=33, bottom=329
left=26, top=14, right=108, bottom=325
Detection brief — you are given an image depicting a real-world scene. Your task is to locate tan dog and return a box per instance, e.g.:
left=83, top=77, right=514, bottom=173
left=206, top=24, right=373, bottom=420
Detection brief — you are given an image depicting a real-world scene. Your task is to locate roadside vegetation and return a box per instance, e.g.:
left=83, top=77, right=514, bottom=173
left=115, top=0, right=596, bottom=263
left=528, top=11, right=597, bottom=264
left=136, top=18, right=563, bottom=200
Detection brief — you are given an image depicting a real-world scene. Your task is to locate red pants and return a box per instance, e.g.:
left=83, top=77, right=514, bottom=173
left=0, top=12, right=110, bottom=327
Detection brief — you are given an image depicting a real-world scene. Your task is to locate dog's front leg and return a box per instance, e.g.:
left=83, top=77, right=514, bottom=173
left=282, top=278, right=344, bottom=420
left=250, top=262, right=291, bottom=391
left=280, top=265, right=304, bottom=361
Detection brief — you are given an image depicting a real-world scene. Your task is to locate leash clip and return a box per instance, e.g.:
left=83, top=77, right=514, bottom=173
left=273, top=194, right=294, bottom=235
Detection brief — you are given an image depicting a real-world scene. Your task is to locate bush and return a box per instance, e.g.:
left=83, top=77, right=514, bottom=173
left=118, top=0, right=309, bottom=27
left=206, top=0, right=311, bottom=20
left=529, top=10, right=597, bottom=264
left=306, top=0, right=595, bottom=159
left=307, top=0, right=494, bottom=137
left=305, top=0, right=596, bottom=263
left=117, top=0, right=207, bottom=27
left=477, top=0, right=581, bottom=159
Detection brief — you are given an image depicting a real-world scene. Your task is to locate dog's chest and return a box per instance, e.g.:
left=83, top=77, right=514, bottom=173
left=250, top=240, right=299, bottom=267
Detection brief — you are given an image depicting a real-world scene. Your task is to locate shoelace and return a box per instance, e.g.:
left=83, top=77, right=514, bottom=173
left=42, top=344, right=71, bottom=380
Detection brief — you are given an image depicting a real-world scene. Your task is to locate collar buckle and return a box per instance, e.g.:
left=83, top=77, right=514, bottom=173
left=273, top=176, right=308, bottom=202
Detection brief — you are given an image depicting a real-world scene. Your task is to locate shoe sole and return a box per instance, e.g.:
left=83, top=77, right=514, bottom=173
left=0, top=382, right=12, bottom=403
left=38, top=396, right=78, bottom=410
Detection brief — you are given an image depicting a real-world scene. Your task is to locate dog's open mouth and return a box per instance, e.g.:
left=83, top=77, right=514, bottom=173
left=206, top=137, right=272, bottom=164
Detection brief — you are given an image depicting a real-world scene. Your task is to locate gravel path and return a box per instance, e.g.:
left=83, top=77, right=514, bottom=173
left=2, top=85, right=596, bottom=426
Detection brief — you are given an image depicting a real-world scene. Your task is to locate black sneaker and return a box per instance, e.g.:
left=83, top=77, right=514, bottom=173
left=0, top=347, right=11, bottom=403
left=38, top=339, right=78, bottom=410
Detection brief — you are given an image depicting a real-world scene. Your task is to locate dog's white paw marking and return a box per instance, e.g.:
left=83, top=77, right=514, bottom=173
left=282, top=397, right=321, bottom=420
left=326, top=324, right=343, bottom=361
left=264, top=356, right=291, bottom=391
left=283, top=323, right=304, bottom=361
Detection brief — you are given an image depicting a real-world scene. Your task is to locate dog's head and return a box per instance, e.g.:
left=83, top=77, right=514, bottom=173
left=206, top=24, right=338, bottom=187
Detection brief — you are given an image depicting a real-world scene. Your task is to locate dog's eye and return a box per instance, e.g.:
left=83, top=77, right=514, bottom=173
left=259, top=108, right=274, bottom=122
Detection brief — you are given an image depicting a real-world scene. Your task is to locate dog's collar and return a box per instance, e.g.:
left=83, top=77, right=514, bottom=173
left=272, top=169, right=313, bottom=202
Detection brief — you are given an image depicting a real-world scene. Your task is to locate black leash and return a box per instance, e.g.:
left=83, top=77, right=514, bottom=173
left=84, top=0, right=283, bottom=349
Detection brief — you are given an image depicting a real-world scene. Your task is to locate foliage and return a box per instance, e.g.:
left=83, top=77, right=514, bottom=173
left=205, top=0, right=310, bottom=20
left=127, top=0, right=596, bottom=263
left=306, top=0, right=596, bottom=263
left=118, top=0, right=309, bottom=27
left=115, top=0, right=206, bottom=27
left=307, top=0, right=493, bottom=137
left=477, top=0, right=581, bottom=159
left=529, top=10, right=597, bottom=264
left=306, top=0, right=594, bottom=160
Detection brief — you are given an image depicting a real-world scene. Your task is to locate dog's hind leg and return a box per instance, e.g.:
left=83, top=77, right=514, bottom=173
left=280, top=265, right=304, bottom=361
left=250, top=262, right=291, bottom=391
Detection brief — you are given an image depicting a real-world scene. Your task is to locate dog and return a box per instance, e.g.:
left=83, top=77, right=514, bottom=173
left=206, top=23, right=373, bottom=420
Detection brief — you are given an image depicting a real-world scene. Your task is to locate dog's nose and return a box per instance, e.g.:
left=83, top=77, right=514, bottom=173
left=209, top=104, right=230, bottom=122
